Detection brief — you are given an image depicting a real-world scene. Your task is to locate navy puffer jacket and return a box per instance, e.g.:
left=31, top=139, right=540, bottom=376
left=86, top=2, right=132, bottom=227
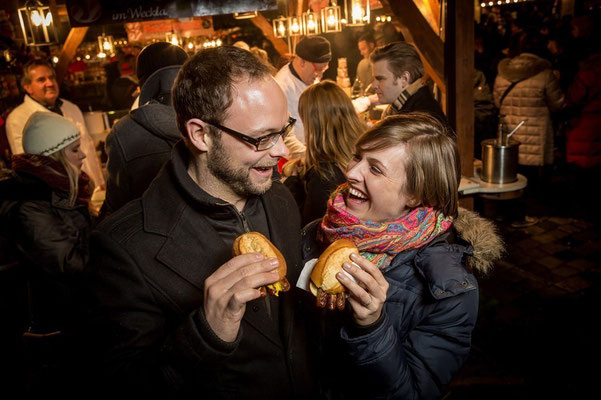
left=302, top=209, right=502, bottom=399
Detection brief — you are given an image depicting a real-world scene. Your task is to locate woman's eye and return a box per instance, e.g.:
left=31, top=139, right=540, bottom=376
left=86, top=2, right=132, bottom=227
left=352, top=153, right=361, bottom=161
left=370, top=165, right=383, bottom=175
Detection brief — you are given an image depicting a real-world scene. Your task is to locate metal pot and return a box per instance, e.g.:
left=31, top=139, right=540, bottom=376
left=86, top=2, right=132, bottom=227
left=481, top=138, right=520, bottom=184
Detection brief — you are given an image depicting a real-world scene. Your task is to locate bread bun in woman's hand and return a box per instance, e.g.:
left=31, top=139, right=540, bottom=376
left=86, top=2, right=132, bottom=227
left=233, top=232, right=290, bottom=297
left=310, top=239, right=359, bottom=310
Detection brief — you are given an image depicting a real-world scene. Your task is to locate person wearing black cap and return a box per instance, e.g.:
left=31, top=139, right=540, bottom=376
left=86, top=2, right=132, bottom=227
left=275, top=35, right=332, bottom=157
left=100, top=42, right=189, bottom=218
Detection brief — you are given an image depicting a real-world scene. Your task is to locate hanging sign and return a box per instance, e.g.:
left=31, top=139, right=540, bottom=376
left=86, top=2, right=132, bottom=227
left=124, top=17, right=214, bottom=42
left=66, top=0, right=277, bottom=27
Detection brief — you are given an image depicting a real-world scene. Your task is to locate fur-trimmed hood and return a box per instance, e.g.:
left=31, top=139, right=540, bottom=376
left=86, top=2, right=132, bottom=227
left=497, top=53, right=552, bottom=82
left=454, top=208, right=503, bottom=274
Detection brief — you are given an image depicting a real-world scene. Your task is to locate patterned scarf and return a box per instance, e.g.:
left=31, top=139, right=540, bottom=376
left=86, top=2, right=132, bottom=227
left=381, top=79, right=425, bottom=119
left=319, top=184, right=453, bottom=269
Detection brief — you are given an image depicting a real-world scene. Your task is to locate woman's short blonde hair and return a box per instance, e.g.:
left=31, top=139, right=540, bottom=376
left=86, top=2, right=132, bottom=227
left=298, top=80, right=365, bottom=178
left=355, top=112, right=460, bottom=217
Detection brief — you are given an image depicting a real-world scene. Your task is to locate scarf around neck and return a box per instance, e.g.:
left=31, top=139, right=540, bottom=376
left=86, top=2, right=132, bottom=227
left=382, top=79, right=425, bottom=119
left=11, top=153, right=91, bottom=206
left=319, top=183, right=453, bottom=269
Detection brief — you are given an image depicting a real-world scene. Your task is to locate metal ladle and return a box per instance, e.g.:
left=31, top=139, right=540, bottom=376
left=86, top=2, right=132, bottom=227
left=505, top=119, right=527, bottom=145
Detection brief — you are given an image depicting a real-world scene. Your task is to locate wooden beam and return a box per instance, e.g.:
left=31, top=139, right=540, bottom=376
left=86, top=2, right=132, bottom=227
left=414, top=0, right=440, bottom=33
left=252, top=13, right=290, bottom=56
left=379, top=0, right=444, bottom=87
left=55, top=27, right=88, bottom=86
left=445, top=0, right=474, bottom=179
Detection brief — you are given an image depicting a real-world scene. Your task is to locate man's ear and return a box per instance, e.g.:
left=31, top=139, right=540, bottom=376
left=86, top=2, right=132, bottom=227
left=186, top=118, right=212, bottom=152
left=400, top=71, right=411, bottom=85
left=23, top=83, right=32, bottom=96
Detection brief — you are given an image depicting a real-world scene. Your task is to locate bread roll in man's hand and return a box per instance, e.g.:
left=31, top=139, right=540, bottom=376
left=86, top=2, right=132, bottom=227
left=233, top=232, right=290, bottom=296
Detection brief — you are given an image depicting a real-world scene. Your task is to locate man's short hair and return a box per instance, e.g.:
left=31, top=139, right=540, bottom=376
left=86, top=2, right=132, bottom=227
left=355, top=112, right=459, bottom=218
left=21, top=59, right=55, bottom=87
left=370, top=42, right=424, bottom=83
left=358, top=33, right=376, bottom=45
left=172, top=46, right=271, bottom=139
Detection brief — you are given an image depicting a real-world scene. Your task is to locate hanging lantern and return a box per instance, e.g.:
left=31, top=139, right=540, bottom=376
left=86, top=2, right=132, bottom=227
left=288, top=16, right=303, bottom=37
left=302, top=11, right=320, bottom=36
left=272, top=16, right=289, bottom=38
left=17, top=0, right=58, bottom=46
left=345, top=0, right=370, bottom=26
left=97, top=34, right=114, bottom=58
left=321, top=4, right=342, bottom=33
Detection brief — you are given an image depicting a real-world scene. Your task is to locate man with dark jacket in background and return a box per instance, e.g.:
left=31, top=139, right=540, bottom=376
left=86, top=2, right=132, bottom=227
left=100, top=42, right=188, bottom=217
left=371, top=42, right=448, bottom=128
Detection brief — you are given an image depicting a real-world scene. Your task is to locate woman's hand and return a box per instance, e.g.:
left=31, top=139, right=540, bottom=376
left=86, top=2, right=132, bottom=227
left=336, top=253, right=389, bottom=326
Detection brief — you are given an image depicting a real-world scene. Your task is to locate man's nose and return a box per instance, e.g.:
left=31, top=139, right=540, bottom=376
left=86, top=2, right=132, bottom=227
left=269, top=135, right=289, bottom=159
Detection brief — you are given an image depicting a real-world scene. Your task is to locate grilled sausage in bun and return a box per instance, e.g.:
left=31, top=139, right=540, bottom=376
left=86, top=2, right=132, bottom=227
left=310, top=239, right=359, bottom=310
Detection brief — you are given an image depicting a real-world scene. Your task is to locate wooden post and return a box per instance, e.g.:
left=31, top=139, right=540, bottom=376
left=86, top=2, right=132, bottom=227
left=446, top=0, right=475, bottom=209
left=252, top=13, right=290, bottom=57
left=55, top=27, right=88, bottom=86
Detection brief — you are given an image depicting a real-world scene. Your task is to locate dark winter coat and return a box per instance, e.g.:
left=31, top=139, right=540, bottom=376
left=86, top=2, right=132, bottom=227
left=0, top=155, right=92, bottom=333
left=565, top=53, right=601, bottom=168
left=302, top=209, right=502, bottom=400
left=284, top=162, right=346, bottom=227
left=83, top=141, right=319, bottom=399
left=386, top=85, right=448, bottom=128
left=102, top=66, right=182, bottom=216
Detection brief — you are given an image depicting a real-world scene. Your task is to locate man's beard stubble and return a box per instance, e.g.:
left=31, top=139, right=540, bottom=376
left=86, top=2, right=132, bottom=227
left=207, top=135, right=273, bottom=198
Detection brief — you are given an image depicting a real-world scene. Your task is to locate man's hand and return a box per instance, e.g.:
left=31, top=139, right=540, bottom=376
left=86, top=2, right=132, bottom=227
left=203, top=253, right=280, bottom=342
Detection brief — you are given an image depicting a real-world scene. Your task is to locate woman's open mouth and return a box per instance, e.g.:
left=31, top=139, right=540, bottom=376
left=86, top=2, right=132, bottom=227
left=347, top=187, right=368, bottom=203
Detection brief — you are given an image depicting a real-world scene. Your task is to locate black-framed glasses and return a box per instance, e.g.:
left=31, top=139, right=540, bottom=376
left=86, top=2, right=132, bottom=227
left=207, top=117, right=296, bottom=151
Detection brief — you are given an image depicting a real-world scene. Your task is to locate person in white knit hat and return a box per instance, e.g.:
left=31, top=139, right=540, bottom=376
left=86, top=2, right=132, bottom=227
left=0, top=111, right=93, bottom=395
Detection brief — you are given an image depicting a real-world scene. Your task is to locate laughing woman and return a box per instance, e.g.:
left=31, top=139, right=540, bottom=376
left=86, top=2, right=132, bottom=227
left=303, top=113, right=503, bottom=400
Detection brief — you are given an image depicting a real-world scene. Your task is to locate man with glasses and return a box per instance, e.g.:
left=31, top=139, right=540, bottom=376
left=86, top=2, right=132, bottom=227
left=84, top=47, right=318, bottom=398
left=275, top=35, right=331, bottom=157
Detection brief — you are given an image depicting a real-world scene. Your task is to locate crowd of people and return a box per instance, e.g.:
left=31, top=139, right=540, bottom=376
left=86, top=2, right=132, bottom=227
left=1, top=5, right=599, bottom=399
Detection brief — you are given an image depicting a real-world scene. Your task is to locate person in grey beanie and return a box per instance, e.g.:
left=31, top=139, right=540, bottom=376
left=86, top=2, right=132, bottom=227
left=100, top=42, right=189, bottom=218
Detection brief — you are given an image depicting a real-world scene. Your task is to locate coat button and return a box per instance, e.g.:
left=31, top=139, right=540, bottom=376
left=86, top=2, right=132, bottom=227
left=461, top=281, right=467, bottom=286
left=252, top=305, right=259, bottom=312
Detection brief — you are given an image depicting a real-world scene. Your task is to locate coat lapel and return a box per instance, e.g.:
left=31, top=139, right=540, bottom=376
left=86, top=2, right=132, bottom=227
left=150, top=185, right=287, bottom=348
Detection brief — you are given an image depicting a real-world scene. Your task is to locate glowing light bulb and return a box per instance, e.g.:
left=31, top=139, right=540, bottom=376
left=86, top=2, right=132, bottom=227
left=278, top=22, right=286, bottom=36
left=291, top=18, right=299, bottom=33
left=98, top=52, right=106, bottom=58
left=103, top=40, right=111, bottom=50
left=171, top=36, right=179, bottom=46
left=31, top=10, right=43, bottom=26
left=52, top=56, right=58, bottom=63
left=43, top=12, right=52, bottom=26
left=85, top=54, right=91, bottom=60
left=187, top=42, right=194, bottom=49
left=216, top=39, right=222, bottom=46
left=327, top=10, right=336, bottom=27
